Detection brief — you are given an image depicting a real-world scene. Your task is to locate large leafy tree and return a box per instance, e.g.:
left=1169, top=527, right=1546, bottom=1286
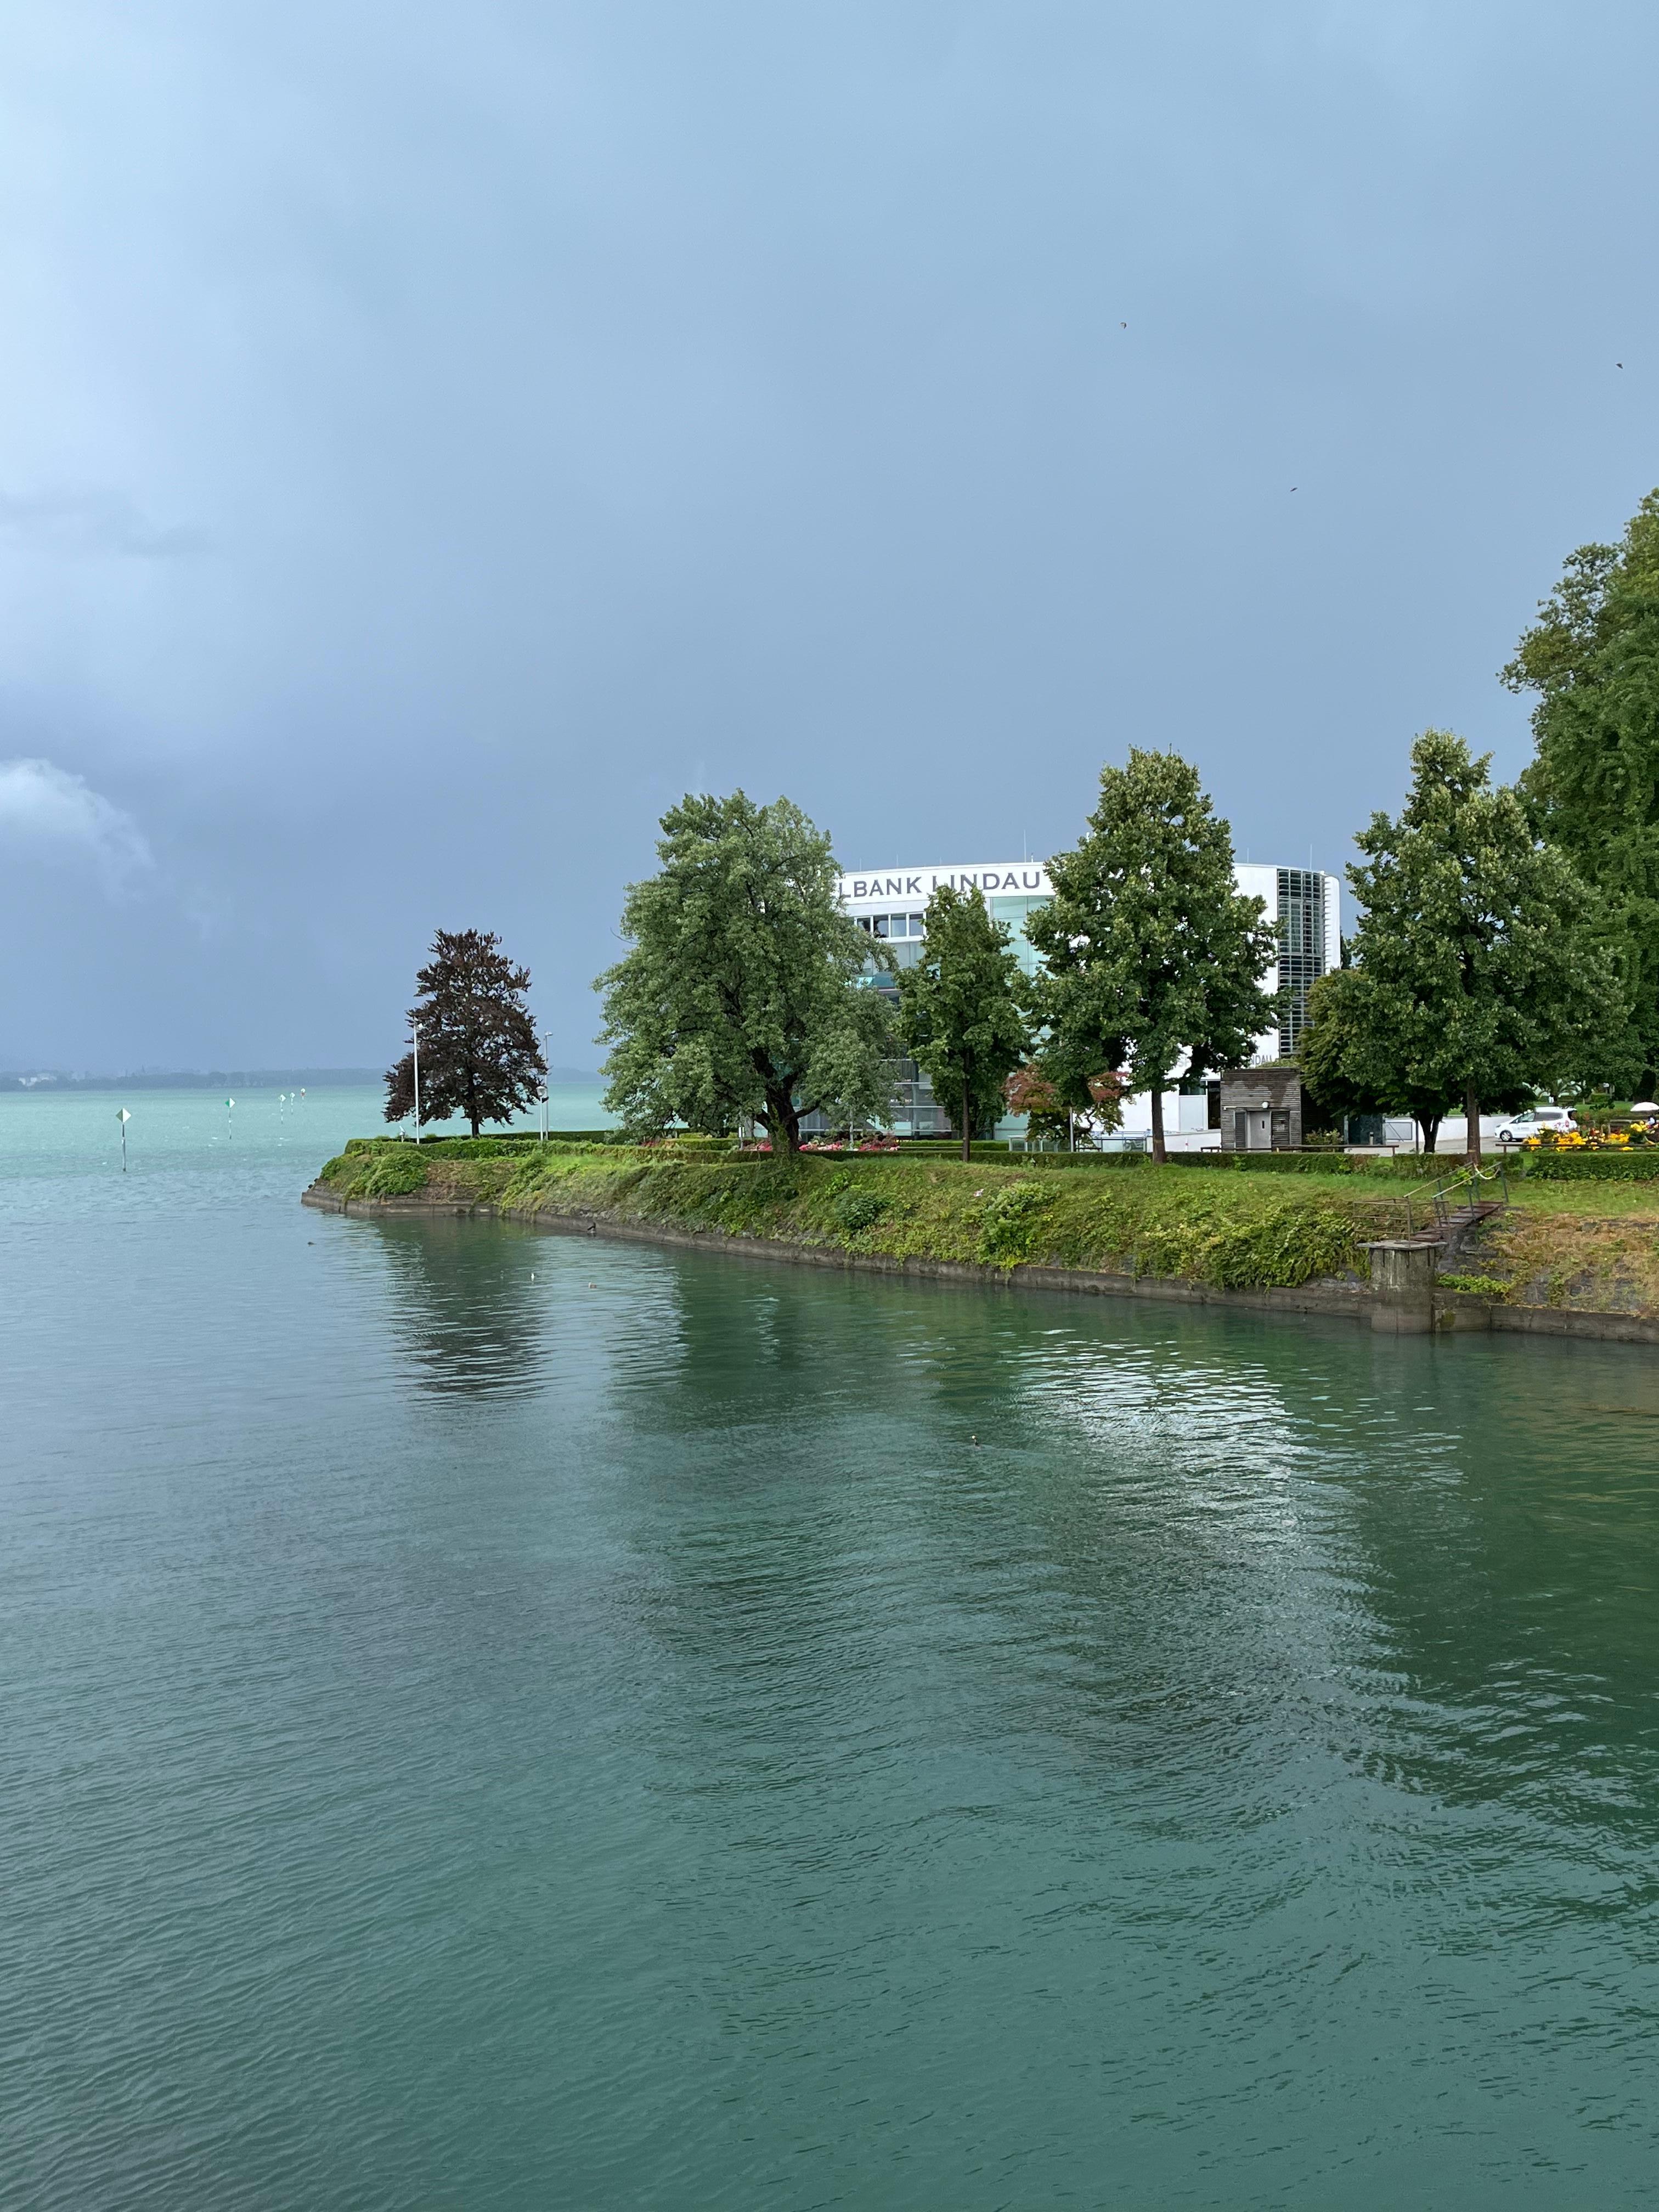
left=896, top=883, right=1031, bottom=1160
left=1330, top=731, right=1622, bottom=1163
left=1026, top=749, right=1277, bottom=1163
left=383, top=928, right=546, bottom=1138
left=1298, top=967, right=1460, bottom=1156
left=596, top=791, right=896, bottom=1153
left=1504, top=490, right=1659, bottom=1086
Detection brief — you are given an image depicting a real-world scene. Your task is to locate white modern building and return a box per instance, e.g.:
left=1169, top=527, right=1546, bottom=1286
left=831, top=859, right=1341, bottom=1144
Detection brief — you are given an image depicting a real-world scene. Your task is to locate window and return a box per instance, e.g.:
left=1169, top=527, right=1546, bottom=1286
left=1275, top=869, right=1327, bottom=1058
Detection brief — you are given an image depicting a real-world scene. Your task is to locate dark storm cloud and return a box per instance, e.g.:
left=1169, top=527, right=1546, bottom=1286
left=1, top=1, right=1656, bottom=1068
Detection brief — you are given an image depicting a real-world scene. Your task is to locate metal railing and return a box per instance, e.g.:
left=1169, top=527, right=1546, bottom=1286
left=1398, top=1161, right=1510, bottom=1239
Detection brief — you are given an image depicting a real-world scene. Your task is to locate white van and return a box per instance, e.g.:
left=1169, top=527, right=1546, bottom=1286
left=1495, top=1105, right=1576, bottom=1144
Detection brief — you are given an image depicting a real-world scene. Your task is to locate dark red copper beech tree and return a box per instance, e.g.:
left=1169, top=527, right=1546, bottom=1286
left=384, top=928, right=546, bottom=1138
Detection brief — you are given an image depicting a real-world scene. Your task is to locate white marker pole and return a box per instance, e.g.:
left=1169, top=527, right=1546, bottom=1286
left=412, top=1024, right=422, bottom=1143
left=226, top=1096, right=234, bottom=1141
left=117, top=1107, right=131, bottom=1172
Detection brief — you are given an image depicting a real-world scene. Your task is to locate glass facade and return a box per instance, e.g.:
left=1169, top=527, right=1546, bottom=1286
left=1275, top=867, right=1326, bottom=1058
left=853, top=897, right=1047, bottom=974
left=835, top=895, right=1049, bottom=1135
left=800, top=1051, right=945, bottom=1138
left=890, top=1055, right=944, bottom=1134
left=987, top=896, right=1048, bottom=977
left=855, top=913, right=928, bottom=970
left=816, top=859, right=1338, bottom=1141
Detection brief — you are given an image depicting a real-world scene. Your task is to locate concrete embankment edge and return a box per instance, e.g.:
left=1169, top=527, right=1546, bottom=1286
left=300, top=1184, right=1659, bottom=1348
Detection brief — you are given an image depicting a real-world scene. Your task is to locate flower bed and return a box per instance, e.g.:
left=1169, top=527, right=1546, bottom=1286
left=1522, top=1119, right=1659, bottom=1154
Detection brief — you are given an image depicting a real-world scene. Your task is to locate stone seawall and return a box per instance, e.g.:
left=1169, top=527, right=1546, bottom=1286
left=301, top=1182, right=1659, bottom=1348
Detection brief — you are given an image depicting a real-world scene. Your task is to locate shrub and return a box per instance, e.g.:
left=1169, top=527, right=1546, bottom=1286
left=1002, top=1149, right=1149, bottom=1172
left=357, top=1149, right=431, bottom=1198
left=833, top=1188, right=888, bottom=1234
left=1166, top=1152, right=1435, bottom=1179
left=976, top=1181, right=1055, bottom=1267
left=1131, top=1200, right=1362, bottom=1289
left=1438, top=1273, right=1510, bottom=1298
left=1524, top=1153, right=1659, bottom=1180
left=411, top=1137, right=527, bottom=1159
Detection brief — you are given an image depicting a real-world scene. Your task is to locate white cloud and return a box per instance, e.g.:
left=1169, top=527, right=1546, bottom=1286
left=0, top=757, right=154, bottom=890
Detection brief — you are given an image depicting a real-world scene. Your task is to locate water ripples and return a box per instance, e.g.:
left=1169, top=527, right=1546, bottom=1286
left=6, top=1170, right=1659, bottom=2205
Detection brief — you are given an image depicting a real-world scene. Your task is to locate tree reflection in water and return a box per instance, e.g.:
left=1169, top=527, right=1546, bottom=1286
left=372, top=1216, right=552, bottom=1399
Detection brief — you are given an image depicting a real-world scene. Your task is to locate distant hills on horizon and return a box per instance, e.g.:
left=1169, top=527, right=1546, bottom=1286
left=3, top=1065, right=600, bottom=1092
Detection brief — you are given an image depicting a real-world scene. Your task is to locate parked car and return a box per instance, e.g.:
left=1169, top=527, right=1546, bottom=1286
left=1496, top=1105, right=1575, bottom=1144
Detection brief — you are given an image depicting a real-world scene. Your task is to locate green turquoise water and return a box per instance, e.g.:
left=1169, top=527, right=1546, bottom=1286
left=4, top=1090, right=1659, bottom=2207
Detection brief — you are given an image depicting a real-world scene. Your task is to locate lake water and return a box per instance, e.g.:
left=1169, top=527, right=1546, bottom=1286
left=5, top=1090, right=1659, bottom=2208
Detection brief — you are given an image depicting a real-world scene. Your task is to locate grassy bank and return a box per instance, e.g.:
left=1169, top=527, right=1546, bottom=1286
left=315, top=1139, right=1408, bottom=1291
left=312, top=1137, right=1659, bottom=1316
left=1451, top=1209, right=1659, bottom=1314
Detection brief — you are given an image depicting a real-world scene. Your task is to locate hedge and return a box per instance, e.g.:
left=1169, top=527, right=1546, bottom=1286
left=975, top=1149, right=1150, bottom=1171
left=343, top=1131, right=627, bottom=1160
left=417, top=1128, right=628, bottom=1150
left=802, top=1143, right=1468, bottom=1181
left=1520, top=1151, right=1659, bottom=1180
left=1165, top=1150, right=1438, bottom=1180
left=337, top=1130, right=1533, bottom=1185
left=902, top=1146, right=1438, bottom=1180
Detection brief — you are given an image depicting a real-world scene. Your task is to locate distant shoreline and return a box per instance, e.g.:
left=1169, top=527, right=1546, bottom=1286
left=2, top=1068, right=600, bottom=1093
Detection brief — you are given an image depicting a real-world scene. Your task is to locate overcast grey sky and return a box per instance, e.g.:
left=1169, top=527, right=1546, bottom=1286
left=1, top=1, right=1655, bottom=1070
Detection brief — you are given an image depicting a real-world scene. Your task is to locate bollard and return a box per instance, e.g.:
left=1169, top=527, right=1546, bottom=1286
left=1362, top=1239, right=1443, bottom=1334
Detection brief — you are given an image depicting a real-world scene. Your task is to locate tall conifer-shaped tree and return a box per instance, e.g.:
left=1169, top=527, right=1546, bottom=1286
left=1330, top=731, right=1621, bottom=1161
left=383, top=928, right=545, bottom=1137
left=896, top=883, right=1031, bottom=1160
left=596, top=791, right=896, bottom=1152
left=1027, top=751, right=1276, bottom=1163
left=1504, top=489, right=1659, bottom=1087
